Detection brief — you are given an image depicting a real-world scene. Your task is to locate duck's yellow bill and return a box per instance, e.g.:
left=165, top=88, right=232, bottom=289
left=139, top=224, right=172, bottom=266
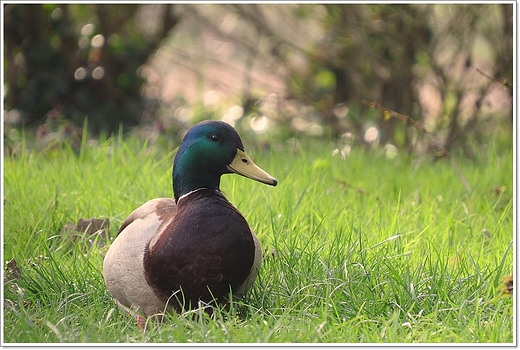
left=227, top=149, right=277, bottom=186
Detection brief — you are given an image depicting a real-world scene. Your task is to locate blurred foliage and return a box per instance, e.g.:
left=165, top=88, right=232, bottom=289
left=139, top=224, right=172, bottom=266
left=285, top=4, right=512, bottom=153
left=4, top=4, right=178, bottom=133
left=4, top=4, right=513, bottom=158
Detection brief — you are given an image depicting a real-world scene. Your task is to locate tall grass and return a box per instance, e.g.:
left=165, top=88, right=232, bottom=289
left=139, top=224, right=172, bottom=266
left=3, top=131, right=513, bottom=343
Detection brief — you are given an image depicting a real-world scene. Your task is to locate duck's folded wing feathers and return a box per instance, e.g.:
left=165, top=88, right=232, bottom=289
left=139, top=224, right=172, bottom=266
left=116, top=198, right=177, bottom=236
left=104, top=198, right=178, bottom=316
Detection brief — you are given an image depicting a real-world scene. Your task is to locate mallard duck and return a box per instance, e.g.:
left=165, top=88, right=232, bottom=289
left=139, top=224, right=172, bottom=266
left=103, top=120, right=277, bottom=317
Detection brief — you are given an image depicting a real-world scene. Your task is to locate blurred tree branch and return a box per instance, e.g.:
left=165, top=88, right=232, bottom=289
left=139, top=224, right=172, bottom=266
left=4, top=3, right=513, bottom=153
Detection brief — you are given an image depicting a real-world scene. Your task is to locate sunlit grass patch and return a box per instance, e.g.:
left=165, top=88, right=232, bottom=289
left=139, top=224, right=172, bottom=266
left=3, top=134, right=513, bottom=343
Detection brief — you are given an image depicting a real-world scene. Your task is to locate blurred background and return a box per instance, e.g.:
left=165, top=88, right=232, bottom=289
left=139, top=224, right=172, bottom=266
left=3, top=3, right=513, bottom=157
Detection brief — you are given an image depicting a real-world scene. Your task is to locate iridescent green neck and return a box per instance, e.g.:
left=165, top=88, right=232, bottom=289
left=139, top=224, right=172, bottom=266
left=170, top=120, right=245, bottom=202
left=173, top=165, right=221, bottom=202
left=172, top=140, right=226, bottom=202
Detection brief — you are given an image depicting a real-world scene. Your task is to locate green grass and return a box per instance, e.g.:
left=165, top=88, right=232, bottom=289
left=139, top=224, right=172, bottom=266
left=3, top=132, right=513, bottom=343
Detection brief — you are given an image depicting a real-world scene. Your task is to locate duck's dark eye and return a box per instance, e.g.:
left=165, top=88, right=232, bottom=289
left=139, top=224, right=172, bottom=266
left=210, top=134, right=220, bottom=142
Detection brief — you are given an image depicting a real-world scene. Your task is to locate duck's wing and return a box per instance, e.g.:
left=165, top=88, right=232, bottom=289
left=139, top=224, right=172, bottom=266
left=103, top=198, right=177, bottom=317
left=236, top=228, right=263, bottom=298
left=116, top=198, right=177, bottom=236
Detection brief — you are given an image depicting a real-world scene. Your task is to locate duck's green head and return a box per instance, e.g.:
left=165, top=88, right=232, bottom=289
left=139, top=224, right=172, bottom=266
left=173, top=120, right=277, bottom=202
